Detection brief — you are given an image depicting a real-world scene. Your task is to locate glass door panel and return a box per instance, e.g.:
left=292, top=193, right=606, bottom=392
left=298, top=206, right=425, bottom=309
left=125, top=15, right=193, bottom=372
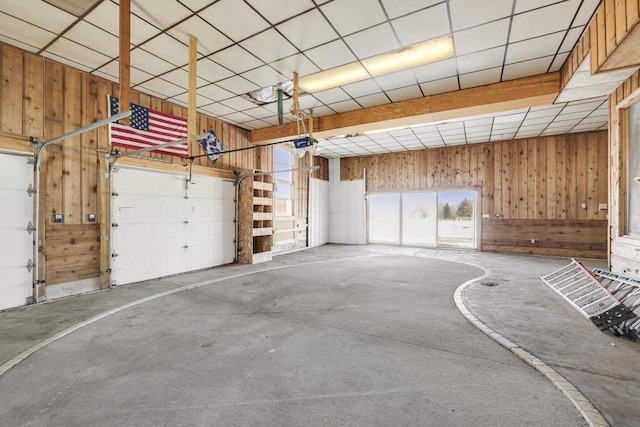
left=369, top=193, right=400, bottom=244
left=402, top=192, right=437, bottom=246
left=437, top=191, right=476, bottom=248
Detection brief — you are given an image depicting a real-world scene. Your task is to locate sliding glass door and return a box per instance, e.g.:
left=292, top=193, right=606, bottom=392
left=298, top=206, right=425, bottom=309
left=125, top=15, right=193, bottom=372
left=368, top=190, right=477, bottom=248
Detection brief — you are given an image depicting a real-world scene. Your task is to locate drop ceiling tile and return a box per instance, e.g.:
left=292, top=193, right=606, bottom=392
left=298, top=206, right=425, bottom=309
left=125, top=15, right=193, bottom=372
left=40, top=51, right=93, bottom=72
left=578, top=116, right=608, bottom=125
left=527, top=105, right=564, bottom=117
left=459, top=67, right=501, bottom=89
left=270, top=54, right=320, bottom=78
left=559, top=26, right=586, bottom=53
left=170, top=92, right=216, bottom=107
left=392, top=3, right=450, bottom=46
left=313, top=88, right=351, bottom=105
left=438, top=122, right=464, bottom=131
left=375, top=70, right=418, bottom=91
left=342, top=79, right=381, bottom=98
left=548, top=119, right=581, bottom=128
left=2, top=1, right=76, bottom=33
left=464, top=117, right=493, bottom=127
left=168, top=16, right=233, bottom=56
left=380, top=0, right=443, bottom=19
left=197, top=58, right=234, bottom=83
left=494, top=112, right=527, bottom=124
left=307, top=105, right=337, bottom=117
left=440, top=129, right=465, bottom=137
left=414, top=58, right=457, bottom=83
left=344, top=23, right=400, bottom=59
left=245, top=0, right=315, bottom=25
left=140, top=34, right=190, bottom=67
left=199, top=103, right=236, bottom=117
left=457, top=46, right=506, bottom=74
left=570, top=124, right=602, bottom=133
left=164, top=68, right=208, bottom=88
left=262, top=116, right=292, bottom=126
left=131, top=0, right=192, bottom=29
left=355, top=92, right=391, bottom=108
left=328, top=100, right=362, bottom=113
left=242, top=119, right=270, bottom=129
left=0, top=14, right=56, bottom=51
left=304, top=40, right=357, bottom=70
left=386, top=85, right=424, bottom=102
left=420, top=76, right=459, bottom=96
left=93, top=70, right=118, bottom=83
left=450, top=0, right=513, bottom=31
left=515, top=0, right=564, bottom=13
left=454, top=18, right=510, bottom=56
left=542, top=126, right=573, bottom=135
left=137, top=78, right=185, bottom=98
left=222, top=112, right=255, bottom=123
left=389, top=128, right=414, bottom=137
left=131, top=48, right=176, bottom=75
left=45, top=38, right=111, bottom=70
left=240, top=29, right=299, bottom=63
left=216, top=75, right=260, bottom=94
left=97, top=61, right=154, bottom=85
left=221, top=96, right=261, bottom=111
left=516, top=130, right=543, bottom=138
left=211, top=45, right=263, bottom=74
left=465, top=125, right=492, bottom=134
left=554, top=111, right=593, bottom=122
left=277, top=9, right=338, bottom=51
left=503, top=56, right=553, bottom=80
left=467, top=136, right=488, bottom=143
left=412, top=125, right=439, bottom=135
left=241, top=66, right=288, bottom=87
left=574, top=0, right=601, bottom=26
left=561, top=100, right=604, bottom=114
left=65, top=21, right=120, bottom=58
left=298, top=95, right=324, bottom=109
left=510, top=1, right=580, bottom=43
left=321, top=0, right=387, bottom=36
left=243, top=107, right=274, bottom=119
left=85, top=1, right=160, bottom=45
left=550, top=52, right=570, bottom=72
left=506, top=32, right=565, bottom=64
left=522, top=116, right=556, bottom=126
left=198, top=0, right=270, bottom=42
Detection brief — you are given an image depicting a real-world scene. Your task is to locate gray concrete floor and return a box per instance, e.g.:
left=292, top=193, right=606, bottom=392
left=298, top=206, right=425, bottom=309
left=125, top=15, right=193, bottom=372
left=0, top=245, right=637, bottom=426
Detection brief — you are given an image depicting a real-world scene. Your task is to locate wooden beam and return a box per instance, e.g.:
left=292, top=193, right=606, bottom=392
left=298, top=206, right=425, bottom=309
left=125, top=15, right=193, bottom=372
left=118, top=0, right=130, bottom=125
left=251, top=73, right=560, bottom=144
left=188, top=35, right=197, bottom=145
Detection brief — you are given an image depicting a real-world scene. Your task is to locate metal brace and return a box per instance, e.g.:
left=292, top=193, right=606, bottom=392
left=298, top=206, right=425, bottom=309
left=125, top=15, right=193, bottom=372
left=111, top=252, right=119, bottom=258
left=26, top=184, right=36, bottom=197
left=26, top=259, right=35, bottom=273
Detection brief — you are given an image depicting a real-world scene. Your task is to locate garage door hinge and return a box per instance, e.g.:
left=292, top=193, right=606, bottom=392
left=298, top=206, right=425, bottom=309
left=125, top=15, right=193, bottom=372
left=111, top=252, right=118, bottom=258
left=26, top=259, right=35, bottom=273
left=111, top=222, right=118, bottom=228
left=111, top=191, right=118, bottom=197
left=26, top=184, right=36, bottom=197
left=183, top=245, right=189, bottom=249
left=26, top=221, right=36, bottom=234
left=183, top=220, right=189, bottom=224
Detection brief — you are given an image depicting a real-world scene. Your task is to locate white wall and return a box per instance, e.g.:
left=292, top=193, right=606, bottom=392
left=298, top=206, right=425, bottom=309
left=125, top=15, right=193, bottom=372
left=329, top=158, right=366, bottom=244
left=308, top=177, right=330, bottom=247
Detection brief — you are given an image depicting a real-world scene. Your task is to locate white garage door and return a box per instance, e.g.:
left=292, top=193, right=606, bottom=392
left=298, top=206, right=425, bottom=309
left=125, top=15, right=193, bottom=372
left=0, top=152, right=34, bottom=310
left=111, top=166, right=235, bottom=286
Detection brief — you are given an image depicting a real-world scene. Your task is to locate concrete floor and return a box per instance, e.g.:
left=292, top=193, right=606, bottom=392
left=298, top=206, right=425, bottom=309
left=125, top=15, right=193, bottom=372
left=0, top=245, right=638, bottom=426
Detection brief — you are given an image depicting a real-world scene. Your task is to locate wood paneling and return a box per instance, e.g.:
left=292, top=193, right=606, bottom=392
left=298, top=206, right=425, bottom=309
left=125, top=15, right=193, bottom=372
left=341, top=131, right=609, bottom=258
left=45, top=224, right=100, bottom=285
left=590, top=0, right=640, bottom=72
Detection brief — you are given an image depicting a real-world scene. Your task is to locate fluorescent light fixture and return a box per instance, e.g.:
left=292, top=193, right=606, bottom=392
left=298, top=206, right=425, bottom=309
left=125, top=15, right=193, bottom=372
left=298, top=35, right=454, bottom=93
left=363, top=35, right=454, bottom=76
left=363, top=126, right=407, bottom=135
left=298, top=63, right=369, bottom=93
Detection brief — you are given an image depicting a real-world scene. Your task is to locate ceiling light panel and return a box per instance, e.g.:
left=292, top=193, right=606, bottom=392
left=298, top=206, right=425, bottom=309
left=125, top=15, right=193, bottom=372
left=298, top=63, right=369, bottom=93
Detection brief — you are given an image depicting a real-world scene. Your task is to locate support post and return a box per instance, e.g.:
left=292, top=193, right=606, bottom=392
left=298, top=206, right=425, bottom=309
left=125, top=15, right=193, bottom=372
left=188, top=35, right=198, bottom=147
left=119, top=0, right=131, bottom=126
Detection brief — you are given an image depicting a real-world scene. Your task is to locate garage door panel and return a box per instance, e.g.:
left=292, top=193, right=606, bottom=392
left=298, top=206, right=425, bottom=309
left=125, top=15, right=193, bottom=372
left=111, top=168, right=235, bottom=286
left=0, top=153, right=33, bottom=310
left=115, top=223, right=186, bottom=254
left=114, top=168, right=186, bottom=197
left=114, top=195, right=186, bottom=224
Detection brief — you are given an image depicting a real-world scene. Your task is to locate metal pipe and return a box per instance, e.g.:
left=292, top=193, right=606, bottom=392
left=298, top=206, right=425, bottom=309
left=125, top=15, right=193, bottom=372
left=233, top=166, right=320, bottom=263
left=32, top=110, right=131, bottom=303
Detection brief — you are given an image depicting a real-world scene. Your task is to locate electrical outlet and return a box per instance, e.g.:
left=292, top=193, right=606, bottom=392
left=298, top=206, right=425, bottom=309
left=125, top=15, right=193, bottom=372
left=599, top=203, right=608, bottom=211
left=88, top=213, right=96, bottom=222
left=54, top=214, right=63, bottom=223
left=482, top=213, right=490, bottom=219
left=581, top=203, right=587, bottom=209
left=531, top=239, right=536, bottom=244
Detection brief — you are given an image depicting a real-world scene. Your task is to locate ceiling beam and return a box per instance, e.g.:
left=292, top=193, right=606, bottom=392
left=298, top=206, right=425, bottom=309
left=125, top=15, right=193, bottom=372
left=251, top=72, right=560, bottom=144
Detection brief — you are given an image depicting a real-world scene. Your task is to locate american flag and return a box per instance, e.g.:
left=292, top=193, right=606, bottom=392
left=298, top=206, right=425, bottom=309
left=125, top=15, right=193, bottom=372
left=108, top=95, right=188, bottom=157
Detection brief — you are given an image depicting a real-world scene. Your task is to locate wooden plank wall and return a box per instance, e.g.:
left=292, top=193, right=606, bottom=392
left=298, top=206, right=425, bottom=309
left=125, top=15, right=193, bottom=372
left=0, top=42, right=305, bottom=289
left=560, top=30, right=590, bottom=90
left=341, top=131, right=608, bottom=258
left=589, top=0, right=640, bottom=72
left=609, top=68, right=640, bottom=274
